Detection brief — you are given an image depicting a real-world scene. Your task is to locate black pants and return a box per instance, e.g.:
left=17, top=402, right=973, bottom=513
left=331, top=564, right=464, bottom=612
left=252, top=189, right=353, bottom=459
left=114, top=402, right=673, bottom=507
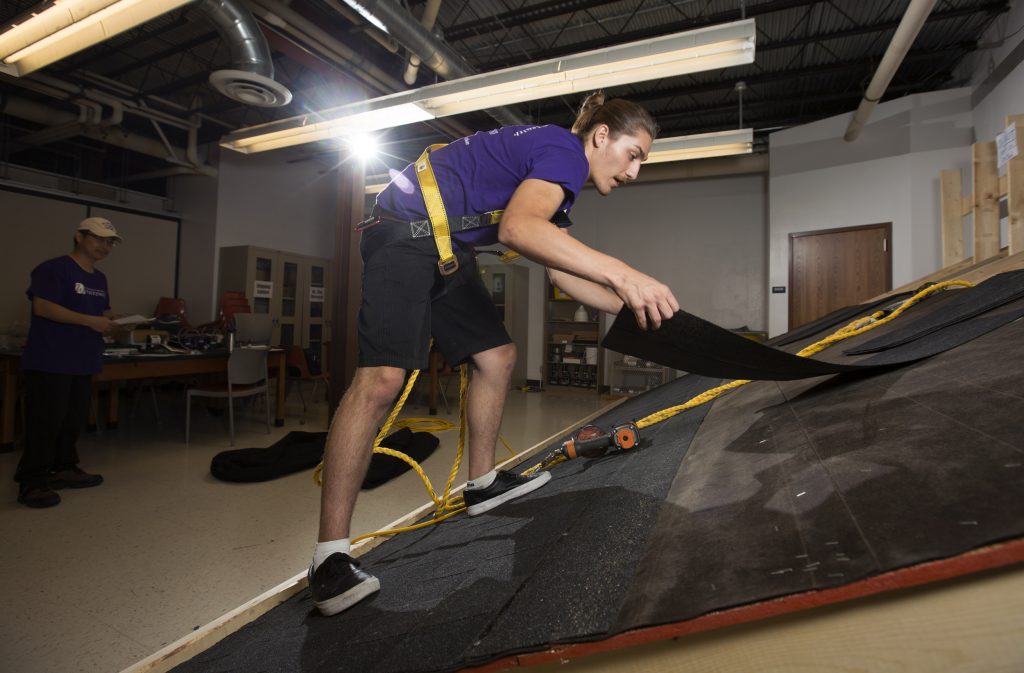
left=14, top=371, right=92, bottom=487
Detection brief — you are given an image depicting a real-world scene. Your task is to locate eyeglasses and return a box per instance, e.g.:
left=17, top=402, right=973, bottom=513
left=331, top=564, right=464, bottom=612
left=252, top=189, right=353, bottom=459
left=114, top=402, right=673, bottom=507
left=84, top=231, right=119, bottom=247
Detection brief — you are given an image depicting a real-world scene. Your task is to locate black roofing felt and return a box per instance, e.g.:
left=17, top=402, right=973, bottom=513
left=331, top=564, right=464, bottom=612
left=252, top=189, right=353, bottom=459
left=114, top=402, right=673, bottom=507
left=171, top=272, right=1024, bottom=673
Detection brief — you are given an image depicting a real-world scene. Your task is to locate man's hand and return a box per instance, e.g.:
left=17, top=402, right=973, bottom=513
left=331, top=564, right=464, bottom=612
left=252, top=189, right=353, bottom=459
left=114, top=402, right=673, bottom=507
left=86, top=315, right=115, bottom=334
left=610, top=269, right=679, bottom=330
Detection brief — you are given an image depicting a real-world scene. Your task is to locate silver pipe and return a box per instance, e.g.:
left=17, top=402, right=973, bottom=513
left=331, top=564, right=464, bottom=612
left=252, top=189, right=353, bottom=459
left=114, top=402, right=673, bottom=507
left=338, top=0, right=527, bottom=126
left=845, top=0, right=937, bottom=142
left=199, top=0, right=274, bottom=77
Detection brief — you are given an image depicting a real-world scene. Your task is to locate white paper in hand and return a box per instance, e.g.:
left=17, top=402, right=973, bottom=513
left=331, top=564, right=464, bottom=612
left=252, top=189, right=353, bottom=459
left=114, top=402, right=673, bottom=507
left=113, top=314, right=153, bottom=326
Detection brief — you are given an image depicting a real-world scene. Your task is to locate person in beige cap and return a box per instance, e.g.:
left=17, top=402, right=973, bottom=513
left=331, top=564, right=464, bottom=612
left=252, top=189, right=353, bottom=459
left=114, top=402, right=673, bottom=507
left=15, top=217, right=122, bottom=508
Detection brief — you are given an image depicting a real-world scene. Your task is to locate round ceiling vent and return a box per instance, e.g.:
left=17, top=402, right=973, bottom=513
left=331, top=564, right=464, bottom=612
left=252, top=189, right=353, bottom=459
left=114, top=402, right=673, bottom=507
left=209, top=70, right=293, bottom=107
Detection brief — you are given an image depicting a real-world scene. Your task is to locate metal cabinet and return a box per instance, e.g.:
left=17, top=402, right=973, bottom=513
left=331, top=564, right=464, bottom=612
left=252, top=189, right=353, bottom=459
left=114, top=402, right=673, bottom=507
left=218, top=246, right=331, bottom=358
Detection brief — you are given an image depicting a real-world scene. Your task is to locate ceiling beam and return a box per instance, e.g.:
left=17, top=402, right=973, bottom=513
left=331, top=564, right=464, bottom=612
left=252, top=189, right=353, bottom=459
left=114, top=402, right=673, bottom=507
left=443, top=0, right=817, bottom=43
left=466, top=1, right=1006, bottom=71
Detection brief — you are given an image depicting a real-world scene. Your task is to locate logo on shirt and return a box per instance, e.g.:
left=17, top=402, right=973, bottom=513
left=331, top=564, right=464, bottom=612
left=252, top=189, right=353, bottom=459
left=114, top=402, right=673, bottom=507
left=512, top=125, right=547, bottom=137
left=73, top=282, right=105, bottom=298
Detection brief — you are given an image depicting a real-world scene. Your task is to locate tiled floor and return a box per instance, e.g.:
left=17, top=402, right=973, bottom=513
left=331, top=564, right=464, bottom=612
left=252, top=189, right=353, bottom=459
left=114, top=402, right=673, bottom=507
left=0, top=383, right=614, bottom=673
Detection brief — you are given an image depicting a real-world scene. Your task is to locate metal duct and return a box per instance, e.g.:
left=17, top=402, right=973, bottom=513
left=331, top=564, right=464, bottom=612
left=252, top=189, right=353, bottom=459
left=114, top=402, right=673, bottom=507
left=340, top=0, right=526, bottom=126
left=844, top=0, right=937, bottom=142
left=200, top=0, right=292, bottom=107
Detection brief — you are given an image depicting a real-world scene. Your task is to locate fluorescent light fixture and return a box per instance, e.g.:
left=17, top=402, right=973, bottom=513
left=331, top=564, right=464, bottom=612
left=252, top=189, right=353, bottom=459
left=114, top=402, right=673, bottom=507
left=646, top=128, right=753, bottom=163
left=0, top=0, right=193, bottom=77
left=222, top=19, right=756, bottom=154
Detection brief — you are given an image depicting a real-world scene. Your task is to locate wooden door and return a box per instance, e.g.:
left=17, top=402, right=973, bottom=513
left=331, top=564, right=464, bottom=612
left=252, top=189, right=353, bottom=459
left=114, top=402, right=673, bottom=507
left=789, top=223, right=892, bottom=329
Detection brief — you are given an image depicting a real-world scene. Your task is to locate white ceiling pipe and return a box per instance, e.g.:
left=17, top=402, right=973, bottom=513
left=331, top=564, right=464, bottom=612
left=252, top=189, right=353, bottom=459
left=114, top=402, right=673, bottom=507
left=245, top=0, right=474, bottom=138
left=403, top=0, right=442, bottom=85
left=1, top=94, right=217, bottom=176
left=844, top=0, right=937, bottom=142
left=245, top=0, right=404, bottom=94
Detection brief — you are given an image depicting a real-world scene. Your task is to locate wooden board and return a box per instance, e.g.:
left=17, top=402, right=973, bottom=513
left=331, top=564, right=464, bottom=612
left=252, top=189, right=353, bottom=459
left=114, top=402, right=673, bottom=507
left=940, top=168, right=964, bottom=267
left=972, top=141, right=1001, bottom=262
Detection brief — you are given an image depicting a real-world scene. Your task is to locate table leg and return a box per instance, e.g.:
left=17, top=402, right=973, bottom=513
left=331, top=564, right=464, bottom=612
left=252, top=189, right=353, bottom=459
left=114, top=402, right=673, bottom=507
left=107, top=381, right=120, bottom=429
left=1, top=369, right=15, bottom=451
left=274, top=353, right=285, bottom=427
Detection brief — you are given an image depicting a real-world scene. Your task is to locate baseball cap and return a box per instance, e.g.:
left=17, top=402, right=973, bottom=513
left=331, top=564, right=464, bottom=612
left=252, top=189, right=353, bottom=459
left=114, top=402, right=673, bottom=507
left=77, top=217, right=123, bottom=243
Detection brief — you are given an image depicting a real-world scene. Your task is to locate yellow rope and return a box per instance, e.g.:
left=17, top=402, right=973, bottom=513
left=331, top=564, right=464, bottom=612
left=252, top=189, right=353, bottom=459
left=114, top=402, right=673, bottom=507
left=352, top=364, right=471, bottom=543
left=349, top=279, right=972, bottom=543
left=635, top=280, right=973, bottom=429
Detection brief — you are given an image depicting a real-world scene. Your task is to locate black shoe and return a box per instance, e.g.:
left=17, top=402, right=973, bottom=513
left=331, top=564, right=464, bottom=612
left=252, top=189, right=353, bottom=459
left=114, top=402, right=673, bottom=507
left=464, top=470, right=551, bottom=516
left=48, top=466, right=103, bottom=489
left=18, top=484, right=61, bottom=508
left=308, top=553, right=380, bottom=617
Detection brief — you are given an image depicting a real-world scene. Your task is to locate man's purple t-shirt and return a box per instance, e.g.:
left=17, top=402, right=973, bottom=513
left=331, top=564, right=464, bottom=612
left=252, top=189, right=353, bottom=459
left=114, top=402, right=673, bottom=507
left=22, top=255, right=110, bottom=375
left=376, top=125, right=589, bottom=246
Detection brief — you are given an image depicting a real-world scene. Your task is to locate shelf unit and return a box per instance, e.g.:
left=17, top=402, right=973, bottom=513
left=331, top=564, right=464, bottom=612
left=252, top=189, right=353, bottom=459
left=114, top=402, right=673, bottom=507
left=479, top=263, right=529, bottom=388
left=543, top=279, right=604, bottom=392
left=607, top=354, right=675, bottom=396
left=217, top=246, right=331, bottom=363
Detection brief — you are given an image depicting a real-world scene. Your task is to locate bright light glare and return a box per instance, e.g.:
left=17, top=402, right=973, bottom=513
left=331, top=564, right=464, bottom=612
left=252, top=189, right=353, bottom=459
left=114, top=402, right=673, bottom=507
left=346, top=133, right=378, bottom=160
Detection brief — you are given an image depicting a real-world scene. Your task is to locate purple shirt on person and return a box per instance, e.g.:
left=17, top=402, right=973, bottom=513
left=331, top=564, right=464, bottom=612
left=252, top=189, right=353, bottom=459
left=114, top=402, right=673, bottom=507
left=22, top=255, right=110, bottom=375
left=376, top=125, right=589, bottom=247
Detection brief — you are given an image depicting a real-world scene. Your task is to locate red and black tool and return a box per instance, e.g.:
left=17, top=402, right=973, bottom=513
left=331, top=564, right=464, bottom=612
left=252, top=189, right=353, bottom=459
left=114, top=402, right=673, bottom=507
left=561, top=422, right=640, bottom=460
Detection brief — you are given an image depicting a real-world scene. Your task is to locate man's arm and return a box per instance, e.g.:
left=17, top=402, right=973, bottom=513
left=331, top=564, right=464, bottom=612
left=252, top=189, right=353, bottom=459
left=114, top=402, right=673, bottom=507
left=33, top=298, right=114, bottom=334
left=498, top=178, right=679, bottom=329
left=547, top=267, right=623, bottom=315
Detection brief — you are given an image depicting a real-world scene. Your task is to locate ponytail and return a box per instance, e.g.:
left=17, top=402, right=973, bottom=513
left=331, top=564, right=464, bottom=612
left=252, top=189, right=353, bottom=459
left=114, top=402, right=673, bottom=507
left=570, top=91, right=658, bottom=141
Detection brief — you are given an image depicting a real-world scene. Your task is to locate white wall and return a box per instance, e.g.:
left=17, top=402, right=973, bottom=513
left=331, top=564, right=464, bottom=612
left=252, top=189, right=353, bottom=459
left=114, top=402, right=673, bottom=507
left=767, top=89, right=975, bottom=336
left=967, top=0, right=1024, bottom=142
left=172, top=149, right=339, bottom=320
left=173, top=174, right=219, bottom=323
left=214, top=151, right=337, bottom=254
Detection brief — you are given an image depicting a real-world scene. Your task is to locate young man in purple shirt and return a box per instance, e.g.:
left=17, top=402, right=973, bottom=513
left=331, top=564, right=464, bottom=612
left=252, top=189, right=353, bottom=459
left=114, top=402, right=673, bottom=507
left=309, top=93, right=681, bottom=616
left=15, top=217, right=120, bottom=508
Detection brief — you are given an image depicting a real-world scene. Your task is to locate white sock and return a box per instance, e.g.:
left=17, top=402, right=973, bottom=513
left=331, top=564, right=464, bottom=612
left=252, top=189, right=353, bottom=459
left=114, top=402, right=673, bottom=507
left=312, top=538, right=350, bottom=569
left=466, top=469, right=497, bottom=490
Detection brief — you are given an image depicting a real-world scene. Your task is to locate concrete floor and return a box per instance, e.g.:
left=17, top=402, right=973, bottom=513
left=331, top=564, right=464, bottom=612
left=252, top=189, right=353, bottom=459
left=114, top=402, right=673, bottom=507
left=0, top=383, right=614, bottom=673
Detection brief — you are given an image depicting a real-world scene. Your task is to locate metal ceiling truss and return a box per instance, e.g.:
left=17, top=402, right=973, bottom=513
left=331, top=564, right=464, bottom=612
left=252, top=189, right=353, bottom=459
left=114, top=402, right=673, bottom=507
left=0, top=0, right=1011, bottom=193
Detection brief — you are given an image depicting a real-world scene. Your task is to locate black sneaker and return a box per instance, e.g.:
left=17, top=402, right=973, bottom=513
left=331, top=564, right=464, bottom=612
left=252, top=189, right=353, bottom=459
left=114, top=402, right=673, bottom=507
left=18, top=484, right=61, bottom=508
left=48, top=466, right=103, bottom=489
left=464, top=470, right=552, bottom=516
left=308, top=553, right=380, bottom=617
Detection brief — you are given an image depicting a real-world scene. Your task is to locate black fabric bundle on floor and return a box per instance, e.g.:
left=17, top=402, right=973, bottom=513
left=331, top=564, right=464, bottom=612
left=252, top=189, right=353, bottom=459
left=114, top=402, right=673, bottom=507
left=209, top=428, right=439, bottom=486
left=362, top=427, right=440, bottom=489
left=211, top=431, right=327, bottom=482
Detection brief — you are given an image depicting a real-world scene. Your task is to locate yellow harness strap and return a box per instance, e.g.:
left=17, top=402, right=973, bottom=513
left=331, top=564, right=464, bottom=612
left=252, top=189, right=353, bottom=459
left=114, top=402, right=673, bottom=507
left=416, top=144, right=459, bottom=276
left=415, top=144, right=512, bottom=273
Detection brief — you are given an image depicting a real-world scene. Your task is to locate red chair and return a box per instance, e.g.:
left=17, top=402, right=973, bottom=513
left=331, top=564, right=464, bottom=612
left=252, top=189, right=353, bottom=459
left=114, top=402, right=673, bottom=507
left=154, top=297, right=191, bottom=328
left=286, top=345, right=330, bottom=420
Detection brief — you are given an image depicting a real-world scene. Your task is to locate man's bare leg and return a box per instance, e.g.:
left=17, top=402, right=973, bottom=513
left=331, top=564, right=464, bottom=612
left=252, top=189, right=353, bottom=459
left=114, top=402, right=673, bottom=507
left=465, top=343, right=516, bottom=480
left=462, top=343, right=551, bottom=517
left=310, top=365, right=407, bottom=617
left=318, top=365, right=406, bottom=542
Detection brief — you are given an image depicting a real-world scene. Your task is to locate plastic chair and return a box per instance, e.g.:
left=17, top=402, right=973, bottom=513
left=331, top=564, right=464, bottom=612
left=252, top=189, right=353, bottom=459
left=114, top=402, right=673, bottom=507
left=185, top=347, right=270, bottom=445
left=153, top=297, right=190, bottom=329
left=286, top=345, right=329, bottom=420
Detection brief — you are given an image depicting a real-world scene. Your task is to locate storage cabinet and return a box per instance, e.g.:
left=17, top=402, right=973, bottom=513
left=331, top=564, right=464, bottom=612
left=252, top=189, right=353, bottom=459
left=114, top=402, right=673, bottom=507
left=218, top=246, right=331, bottom=359
left=543, top=279, right=604, bottom=393
left=479, top=263, right=529, bottom=388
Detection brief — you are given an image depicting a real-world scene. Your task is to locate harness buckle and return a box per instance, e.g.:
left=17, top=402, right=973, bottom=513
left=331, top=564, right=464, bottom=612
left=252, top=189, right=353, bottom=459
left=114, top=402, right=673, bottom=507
left=438, top=257, right=460, bottom=276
